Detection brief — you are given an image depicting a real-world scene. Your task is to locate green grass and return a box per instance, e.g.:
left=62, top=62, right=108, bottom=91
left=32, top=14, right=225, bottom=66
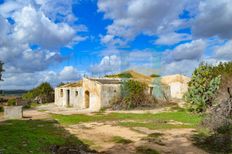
left=111, top=136, right=132, bottom=144
left=0, top=119, right=89, bottom=154
left=52, top=111, right=202, bottom=128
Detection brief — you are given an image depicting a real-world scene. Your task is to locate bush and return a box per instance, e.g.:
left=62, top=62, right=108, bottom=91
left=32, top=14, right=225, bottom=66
left=0, top=106, right=3, bottom=112
left=7, top=99, right=16, bottom=106
left=23, top=82, right=54, bottom=104
left=105, top=72, right=133, bottom=78
left=111, top=80, right=156, bottom=110
left=185, top=63, right=221, bottom=113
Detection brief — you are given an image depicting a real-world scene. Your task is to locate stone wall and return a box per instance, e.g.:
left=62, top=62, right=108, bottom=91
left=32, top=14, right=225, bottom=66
left=4, top=106, right=22, bottom=119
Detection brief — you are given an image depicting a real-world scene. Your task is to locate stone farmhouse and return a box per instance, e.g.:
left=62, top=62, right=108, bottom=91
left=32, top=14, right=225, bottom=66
left=55, top=71, right=190, bottom=112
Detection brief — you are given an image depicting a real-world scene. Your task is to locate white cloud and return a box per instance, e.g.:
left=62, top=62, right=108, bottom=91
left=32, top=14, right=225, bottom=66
left=192, top=0, right=232, bottom=39
left=165, top=39, right=206, bottom=62
left=0, top=66, right=81, bottom=89
left=59, top=66, right=80, bottom=81
left=213, top=41, right=232, bottom=60
left=12, top=5, right=76, bottom=49
left=155, top=33, right=191, bottom=45
left=98, top=0, right=185, bottom=46
left=162, top=59, right=200, bottom=76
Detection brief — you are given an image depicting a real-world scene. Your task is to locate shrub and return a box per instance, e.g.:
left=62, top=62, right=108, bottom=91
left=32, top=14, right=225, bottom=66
left=7, top=99, right=16, bottom=106
left=23, top=82, right=54, bottom=104
left=105, top=72, right=133, bottom=78
left=185, top=63, right=221, bottom=113
left=150, top=74, right=160, bottom=78
left=111, top=80, right=156, bottom=110
left=0, top=106, right=3, bottom=112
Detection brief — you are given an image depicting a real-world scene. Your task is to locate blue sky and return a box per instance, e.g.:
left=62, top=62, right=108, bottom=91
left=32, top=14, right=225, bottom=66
left=0, top=0, right=231, bottom=89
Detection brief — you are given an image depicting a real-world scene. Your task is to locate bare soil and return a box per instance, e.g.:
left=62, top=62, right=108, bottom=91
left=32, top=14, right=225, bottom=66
left=1, top=104, right=208, bottom=154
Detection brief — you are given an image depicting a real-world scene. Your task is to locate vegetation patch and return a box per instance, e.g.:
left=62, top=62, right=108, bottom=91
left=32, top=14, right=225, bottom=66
left=136, top=146, right=159, bottom=154
left=52, top=111, right=202, bottom=127
left=111, top=136, right=132, bottom=144
left=0, top=120, right=95, bottom=154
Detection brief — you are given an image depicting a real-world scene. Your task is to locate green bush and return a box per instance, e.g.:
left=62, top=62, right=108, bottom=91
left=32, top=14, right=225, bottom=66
left=22, top=82, right=54, bottom=103
left=112, top=80, right=156, bottom=109
left=185, top=63, right=221, bottom=113
left=7, top=99, right=16, bottom=106
left=0, top=106, right=3, bottom=112
left=105, top=72, right=133, bottom=78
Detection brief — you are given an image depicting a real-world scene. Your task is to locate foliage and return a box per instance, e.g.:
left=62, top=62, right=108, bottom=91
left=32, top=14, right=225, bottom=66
left=105, top=72, right=133, bottom=78
left=0, top=106, right=3, bottom=112
left=0, top=120, right=94, bottom=154
left=150, top=74, right=160, bottom=78
left=185, top=63, right=221, bottom=113
left=22, top=82, right=54, bottom=103
left=57, top=82, right=66, bottom=87
left=7, top=99, right=16, bottom=106
left=111, top=80, right=156, bottom=109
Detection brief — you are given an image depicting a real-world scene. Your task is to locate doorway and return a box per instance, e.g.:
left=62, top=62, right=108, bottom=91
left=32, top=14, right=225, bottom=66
left=66, top=90, right=70, bottom=106
left=85, top=91, right=90, bottom=108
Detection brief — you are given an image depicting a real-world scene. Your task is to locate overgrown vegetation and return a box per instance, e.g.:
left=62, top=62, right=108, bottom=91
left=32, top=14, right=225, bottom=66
left=185, top=63, right=221, bottom=113
left=105, top=72, right=133, bottom=78
left=111, top=80, right=156, bottom=110
left=0, top=120, right=95, bottom=154
left=23, top=82, right=54, bottom=104
left=150, top=74, right=160, bottom=78
left=186, top=62, right=232, bottom=153
left=7, top=98, right=16, bottom=106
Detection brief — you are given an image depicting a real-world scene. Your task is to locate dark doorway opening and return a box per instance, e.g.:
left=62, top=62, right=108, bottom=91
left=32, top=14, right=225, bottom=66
left=85, top=91, right=90, bottom=108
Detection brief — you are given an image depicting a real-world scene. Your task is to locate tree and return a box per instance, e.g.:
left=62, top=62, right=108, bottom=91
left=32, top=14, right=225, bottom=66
left=23, top=82, right=54, bottom=103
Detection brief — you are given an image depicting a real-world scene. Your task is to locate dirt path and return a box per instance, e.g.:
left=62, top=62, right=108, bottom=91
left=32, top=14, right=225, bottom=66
left=1, top=106, right=208, bottom=154
left=64, top=122, right=208, bottom=154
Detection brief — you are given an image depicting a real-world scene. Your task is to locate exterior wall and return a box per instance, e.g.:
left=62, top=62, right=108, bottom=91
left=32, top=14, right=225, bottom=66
left=100, top=84, right=121, bottom=108
left=169, top=82, right=188, bottom=99
left=82, top=78, right=102, bottom=111
left=55, top=87, right=83, bottom=109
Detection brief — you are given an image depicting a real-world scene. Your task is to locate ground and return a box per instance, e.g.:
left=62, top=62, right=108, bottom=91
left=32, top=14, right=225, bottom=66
left=0, top=103, right=209, bottom=154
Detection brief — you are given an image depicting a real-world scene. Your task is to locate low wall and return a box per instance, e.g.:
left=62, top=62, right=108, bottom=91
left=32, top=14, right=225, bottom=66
left=4, top=106, right=23, bottom=119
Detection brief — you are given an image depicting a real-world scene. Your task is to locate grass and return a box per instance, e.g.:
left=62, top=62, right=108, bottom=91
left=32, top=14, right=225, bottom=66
left=0, top=119, right=90, bottom=154
left=111, top=136, right=133, bottom=144
left=52, top=111, right=202, bottom=129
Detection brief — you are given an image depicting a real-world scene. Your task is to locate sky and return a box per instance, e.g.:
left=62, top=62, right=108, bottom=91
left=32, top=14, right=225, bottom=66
left=0, top=0, right=231, bottom=89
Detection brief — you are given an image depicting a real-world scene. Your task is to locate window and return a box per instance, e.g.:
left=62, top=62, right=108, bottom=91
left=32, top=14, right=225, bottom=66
left=60, top=89, right=63, bottom=97
left=75, top=91, right=79, bottom=96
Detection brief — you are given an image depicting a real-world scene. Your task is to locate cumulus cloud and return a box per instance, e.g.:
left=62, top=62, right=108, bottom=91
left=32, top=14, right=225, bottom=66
left=12, top=5, right=76, bottom=49
left=155, top=33, right=191, bottom=45
left=0, top=66, right=81, bottom=89
left=165, top=39, right=206, bottom=62
left=0, top=0, right=87, bottom=89
left=90, top=55, right=123, bottom=75
left=192, top=0, right=232, bottom=39
left=162, top=60, right=200, bottom=76
left=98, top=0, right=185, bottom=46
left=213, top=41, right=232, bottom=60
left=59, top=66, right=80, bottom=81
